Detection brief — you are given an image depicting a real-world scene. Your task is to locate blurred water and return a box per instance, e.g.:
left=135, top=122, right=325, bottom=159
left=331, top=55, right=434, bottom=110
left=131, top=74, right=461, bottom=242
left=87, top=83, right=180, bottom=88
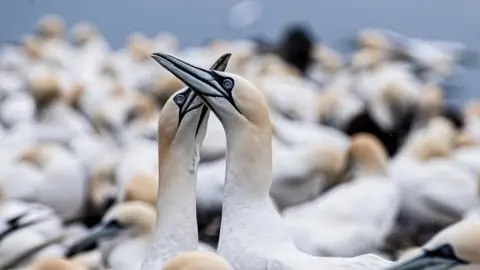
left=0, top=0, right=478, bottom=104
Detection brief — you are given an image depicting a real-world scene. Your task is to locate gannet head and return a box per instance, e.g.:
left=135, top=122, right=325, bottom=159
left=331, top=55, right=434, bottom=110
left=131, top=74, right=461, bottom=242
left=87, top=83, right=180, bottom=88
left=346, top=133, right=388, bottom=178
left=72, top=21, right=99, bottom=46
left=316, top=88, right=364, bottom=128
left=30, top=257, right=88, bottom=270
left=155, top=53, right=232, bottom=148
left=464, top=100, right=480, bottom=120
left=90, top=164, right=118, bottom=213
left=125, top=94, right=158, bottom=125
left=404, top=117, right=456, bottom=161
left=126, top=33, right=152, bottom=62
left=162, top=251, right=233, bottom=270
left=357, top=28, right=391, bottom=51
left=66, top=83, right=85, bottom=110
left=124, top=174, right=158, bottom=208
left=455, top=131, right=477, bottom=148
left=314, top=44, right=343, bottom=74
left=18, top=143, right=58, bottom=168
left=390, top=220, right=480, bottom=269
left=350, top=48, right=387, bottom=71
left=151, top=52, right=271, bottom=132
left=417, top=83, right=444, bottom=118
left=36, top=14, right=66, bottom=40
left=66, top=201, right=156, bottom=257
left=29, top=74, right=62, bottom=112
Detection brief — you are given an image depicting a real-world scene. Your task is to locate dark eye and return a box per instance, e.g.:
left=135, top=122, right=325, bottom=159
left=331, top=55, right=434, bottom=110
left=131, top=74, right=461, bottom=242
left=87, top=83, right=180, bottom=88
left=174, top=94, right=186, bottom=105
left=106, top=219, right=125, bottom=230
left=222, top=78, right=234, bottom=90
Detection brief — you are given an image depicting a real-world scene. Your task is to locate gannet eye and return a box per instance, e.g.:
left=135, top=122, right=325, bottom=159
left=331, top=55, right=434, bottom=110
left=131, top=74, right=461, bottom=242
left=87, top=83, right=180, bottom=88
left=174, top=94, right=186, bottom=105
left=222, top=78, right=234, bottom=90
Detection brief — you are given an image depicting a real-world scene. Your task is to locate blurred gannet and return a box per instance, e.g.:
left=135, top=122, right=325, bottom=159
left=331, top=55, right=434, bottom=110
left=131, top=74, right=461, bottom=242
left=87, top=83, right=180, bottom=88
left=121, top=173, right=158, bottom=208
left=123, top=93, right=160, bottom=142
left=66, top=201, right=156, bottom=270
left=270, top=142, right=347, bottom=209
left=70, top=21, right=110, bottom=83
left=463, top=100, right=480, bottom=143
left=163, top=251, right=232, bottom=270
left=28, top=257, right=88, bottom=270
left=390, top=117, right=479, bottom=227
left=29, top=74, right=93, bottom=137
left=283, top=134, right=400, bottom=257
left=0, top=189, right=65, bottom=269
left=12, top=143, right=87, bottom=221
left=153, top=52, right=393, bottom=269
left=35, top=14, right=73, bottom=70
left=389, top=220, right=480, bottom=269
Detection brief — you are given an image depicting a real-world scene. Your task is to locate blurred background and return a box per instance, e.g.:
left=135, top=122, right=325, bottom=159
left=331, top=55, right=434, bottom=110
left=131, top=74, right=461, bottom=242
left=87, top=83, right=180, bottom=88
left=1, top=0, right=480, bottom=269
left=1, top=0, right=479, bottom=104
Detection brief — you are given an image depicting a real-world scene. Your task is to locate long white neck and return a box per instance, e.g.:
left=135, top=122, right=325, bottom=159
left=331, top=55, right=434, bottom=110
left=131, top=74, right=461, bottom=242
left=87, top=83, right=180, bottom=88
left=219, top=120, right=293, bottom=247
left=140, top=138, right=199, bottom=270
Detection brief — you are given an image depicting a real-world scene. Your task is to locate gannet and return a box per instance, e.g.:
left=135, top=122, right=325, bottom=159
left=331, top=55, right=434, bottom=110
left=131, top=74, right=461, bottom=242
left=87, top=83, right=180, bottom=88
left=390, top=118, right=479, bottom=228
left=152, top=52, right=393, bottom=270
left=13, top=143, right=88, bottom=221
left=28, top=257, right=88, bottom=270
left=66, top=201, right=156, bottom=270
left=282, top=134, right=400, bottom=257
left=389, top=220, right=480, bottom=269
left=163, top=251, right=233, bottom=270
left=0, top=191, right=65, bottom=269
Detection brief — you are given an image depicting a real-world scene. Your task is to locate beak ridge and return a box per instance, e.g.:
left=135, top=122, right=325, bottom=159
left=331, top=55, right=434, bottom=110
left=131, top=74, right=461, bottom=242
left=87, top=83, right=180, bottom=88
left=151, top=53, right=228, bottom=99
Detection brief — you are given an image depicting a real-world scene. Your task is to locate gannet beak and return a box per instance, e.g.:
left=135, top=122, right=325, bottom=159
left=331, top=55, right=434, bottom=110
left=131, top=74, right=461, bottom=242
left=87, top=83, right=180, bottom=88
left=0, top=222, right=15, bottom=242
left=0, top=211, right=51, bottom=242
left=388, top=246, right=466, bottom=270
left=65, top=222, right=124, bottom=257
left=174, top=53, right=232, bottom=125
left=151, top=52, right=239, bottom=114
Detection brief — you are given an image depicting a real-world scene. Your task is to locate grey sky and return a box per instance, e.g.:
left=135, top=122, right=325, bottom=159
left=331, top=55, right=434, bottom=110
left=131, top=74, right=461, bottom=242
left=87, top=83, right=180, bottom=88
left=1, top=0, right=478, bottom=103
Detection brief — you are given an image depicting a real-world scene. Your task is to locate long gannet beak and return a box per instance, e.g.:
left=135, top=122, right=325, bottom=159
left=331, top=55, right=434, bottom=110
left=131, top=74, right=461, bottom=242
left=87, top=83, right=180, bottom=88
left=173, top=53, right=232, bottom=125
left=65, top=221, right=124, bottom=257
left=151, top=52, right=239, bottom=113
left=388, top=245, right=467, bottom=270
left=0, top=209, right=52, bottom=242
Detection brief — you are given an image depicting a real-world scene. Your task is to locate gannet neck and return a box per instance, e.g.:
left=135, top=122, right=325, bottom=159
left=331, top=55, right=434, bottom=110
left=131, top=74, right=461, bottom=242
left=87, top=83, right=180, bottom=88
left=223, top=123, right=273, bottom=201
left=142, top=136, right=200, bottom=268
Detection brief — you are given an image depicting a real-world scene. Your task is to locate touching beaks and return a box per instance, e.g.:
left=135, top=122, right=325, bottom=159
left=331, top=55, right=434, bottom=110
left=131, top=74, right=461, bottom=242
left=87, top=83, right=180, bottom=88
left=388, top=245, right=467, bottom=270
left=175, top=52, right=232, bottom=124
left=150, top=52, right=240, bottom=114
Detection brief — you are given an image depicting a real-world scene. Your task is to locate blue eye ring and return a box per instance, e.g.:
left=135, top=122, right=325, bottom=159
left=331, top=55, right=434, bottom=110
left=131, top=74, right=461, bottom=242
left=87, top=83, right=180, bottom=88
left=174, top=94, right=186, bottom=105
left=222, top=78, right=234, bottom=90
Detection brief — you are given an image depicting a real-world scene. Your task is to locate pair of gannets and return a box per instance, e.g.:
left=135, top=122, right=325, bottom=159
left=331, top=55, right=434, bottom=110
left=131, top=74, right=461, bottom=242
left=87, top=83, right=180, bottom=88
left=66, top=53, right=233, bottom=269
left=141, top=52, right=393, bottom=269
